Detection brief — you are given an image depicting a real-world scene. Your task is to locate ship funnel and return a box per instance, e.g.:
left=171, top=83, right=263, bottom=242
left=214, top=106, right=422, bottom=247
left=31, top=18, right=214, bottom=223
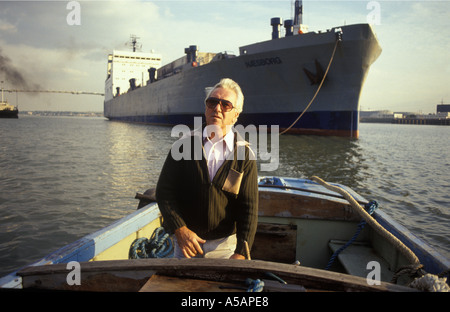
left=148, top=67, right=157, bottom=83
left=271, top=17, right=282, bottom=39
left=284, top=19, right=294, bottom=36
left=129, top=78, right=136, bottom=90
left=185, top=45, right=198, bottom=63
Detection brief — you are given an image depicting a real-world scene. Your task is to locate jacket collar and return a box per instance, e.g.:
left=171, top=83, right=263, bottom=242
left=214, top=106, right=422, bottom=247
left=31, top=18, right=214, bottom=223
left=190, top=123, right=250, bottom=148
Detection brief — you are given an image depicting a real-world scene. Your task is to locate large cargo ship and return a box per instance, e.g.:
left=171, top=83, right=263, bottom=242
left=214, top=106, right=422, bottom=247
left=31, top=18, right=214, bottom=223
left=104, top=1, right=381, bottom=138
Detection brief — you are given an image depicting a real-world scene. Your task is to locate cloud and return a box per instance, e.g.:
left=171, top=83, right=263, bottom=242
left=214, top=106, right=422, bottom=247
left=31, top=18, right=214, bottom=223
left=0, top=20, right=17, bottom=33
left=361, top=0, right=450, bottom=112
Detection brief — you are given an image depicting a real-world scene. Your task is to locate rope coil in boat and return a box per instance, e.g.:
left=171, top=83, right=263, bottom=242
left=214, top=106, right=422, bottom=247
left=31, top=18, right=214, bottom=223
left=245, top=278, right=264, bottom=292
left=129, top=227, right=173, bottom=259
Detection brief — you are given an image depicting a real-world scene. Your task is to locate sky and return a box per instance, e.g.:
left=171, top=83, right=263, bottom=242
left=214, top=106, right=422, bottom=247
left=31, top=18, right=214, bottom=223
left=0, top=0, right=449, bottom=113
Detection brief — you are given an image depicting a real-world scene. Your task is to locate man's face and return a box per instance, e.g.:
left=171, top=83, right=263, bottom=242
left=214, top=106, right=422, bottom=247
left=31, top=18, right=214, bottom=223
left=204, top=87, right=239, bottom=137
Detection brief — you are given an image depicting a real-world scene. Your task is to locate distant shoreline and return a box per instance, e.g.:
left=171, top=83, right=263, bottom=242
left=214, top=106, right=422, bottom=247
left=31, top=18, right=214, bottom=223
left=19, top=111, right=104, bottom=118
left=361, top=117, right=450, bottom=126
left=17, top=111, right=450, bottom=125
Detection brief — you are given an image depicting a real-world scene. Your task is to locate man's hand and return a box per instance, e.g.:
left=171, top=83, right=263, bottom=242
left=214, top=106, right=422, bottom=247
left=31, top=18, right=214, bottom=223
left=174, top=226, right=206, bottom=258
left=229, top=253, right=245, bottom=260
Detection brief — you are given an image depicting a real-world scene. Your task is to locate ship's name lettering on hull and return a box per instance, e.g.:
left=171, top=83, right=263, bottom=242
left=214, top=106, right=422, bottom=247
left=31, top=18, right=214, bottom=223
left=244, top=57, right=282, bottom=68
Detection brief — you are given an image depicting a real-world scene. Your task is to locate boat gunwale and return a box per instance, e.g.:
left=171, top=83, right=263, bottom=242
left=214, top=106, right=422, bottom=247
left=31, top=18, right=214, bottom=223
left=0, top=204, right=161, bottom=288
left=16, top=258, right=416, bottom=292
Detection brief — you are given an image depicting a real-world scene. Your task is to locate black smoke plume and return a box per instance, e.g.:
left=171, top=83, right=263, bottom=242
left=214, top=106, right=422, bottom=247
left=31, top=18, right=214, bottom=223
left=0, top=48, right=40, bottom=90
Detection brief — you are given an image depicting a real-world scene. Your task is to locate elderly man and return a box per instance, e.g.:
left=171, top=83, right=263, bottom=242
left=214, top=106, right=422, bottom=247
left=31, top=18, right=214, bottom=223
left=156, top=78, right=258, bottom=260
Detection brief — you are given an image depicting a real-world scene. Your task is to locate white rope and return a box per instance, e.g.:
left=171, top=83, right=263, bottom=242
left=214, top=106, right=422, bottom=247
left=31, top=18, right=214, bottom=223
left=409, top=274, right=450, bottom=292
left=279, top=39, right=340, bottom=135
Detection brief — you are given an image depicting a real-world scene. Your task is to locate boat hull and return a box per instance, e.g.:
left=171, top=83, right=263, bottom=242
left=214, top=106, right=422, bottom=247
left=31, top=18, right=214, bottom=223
left=1, top=176, right=447, bottom=291
left=0, top=109, right=18, bottom=118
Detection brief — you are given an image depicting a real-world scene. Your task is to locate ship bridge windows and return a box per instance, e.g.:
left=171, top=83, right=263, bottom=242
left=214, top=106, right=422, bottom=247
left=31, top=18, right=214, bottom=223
left=114, top=55, right=159, bottom=61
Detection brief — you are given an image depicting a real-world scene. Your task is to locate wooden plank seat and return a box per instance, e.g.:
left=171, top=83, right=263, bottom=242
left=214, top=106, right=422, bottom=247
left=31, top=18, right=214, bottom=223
left=139, top=274, right=307, bottom=292
left=139, top=274, right=245, bottom=292
left=328, top=240, right=394, bottom=282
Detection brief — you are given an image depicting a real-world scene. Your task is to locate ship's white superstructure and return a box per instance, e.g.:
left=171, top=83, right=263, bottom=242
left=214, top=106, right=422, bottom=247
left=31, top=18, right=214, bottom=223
left=105, top=49, right=162, bottom=102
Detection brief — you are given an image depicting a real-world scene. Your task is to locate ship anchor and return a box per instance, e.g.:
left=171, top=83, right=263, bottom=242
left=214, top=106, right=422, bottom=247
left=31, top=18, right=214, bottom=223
left=303, top=59, right=326, bottom=85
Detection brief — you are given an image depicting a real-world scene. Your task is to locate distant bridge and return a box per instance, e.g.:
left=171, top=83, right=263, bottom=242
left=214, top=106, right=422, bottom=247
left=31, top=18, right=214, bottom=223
left=4, top=89, right=104, bottom=96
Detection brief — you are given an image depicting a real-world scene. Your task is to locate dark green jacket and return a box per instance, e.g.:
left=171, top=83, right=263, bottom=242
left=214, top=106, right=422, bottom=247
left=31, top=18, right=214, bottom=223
left=156, top=128, right=258, bottom=256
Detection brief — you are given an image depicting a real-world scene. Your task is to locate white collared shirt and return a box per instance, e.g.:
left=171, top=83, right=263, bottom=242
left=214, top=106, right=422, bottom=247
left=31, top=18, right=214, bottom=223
left=203, top=127, right=235, bottom=182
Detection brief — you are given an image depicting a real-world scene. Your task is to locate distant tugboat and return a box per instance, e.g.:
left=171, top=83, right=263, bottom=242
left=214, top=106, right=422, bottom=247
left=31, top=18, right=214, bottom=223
left=0, top=85, right=18, bottom=118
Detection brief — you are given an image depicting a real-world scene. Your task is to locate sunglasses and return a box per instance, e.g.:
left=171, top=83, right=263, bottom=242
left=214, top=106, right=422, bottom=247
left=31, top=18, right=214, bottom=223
left=205, top=97, right=234, bottom=112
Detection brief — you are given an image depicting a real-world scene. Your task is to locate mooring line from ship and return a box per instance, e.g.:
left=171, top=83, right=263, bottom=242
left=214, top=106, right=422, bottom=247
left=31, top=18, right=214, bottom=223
left=279, top=38, right=340, bottom=135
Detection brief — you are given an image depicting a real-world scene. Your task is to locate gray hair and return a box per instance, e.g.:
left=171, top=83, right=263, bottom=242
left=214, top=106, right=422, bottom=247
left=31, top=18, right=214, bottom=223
left=205, top=78, right=244, bottom=113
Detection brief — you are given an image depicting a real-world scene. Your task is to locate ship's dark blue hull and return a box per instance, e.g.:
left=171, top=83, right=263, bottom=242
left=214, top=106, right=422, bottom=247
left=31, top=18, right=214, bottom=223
left=105, top=110, right=359, bottom=137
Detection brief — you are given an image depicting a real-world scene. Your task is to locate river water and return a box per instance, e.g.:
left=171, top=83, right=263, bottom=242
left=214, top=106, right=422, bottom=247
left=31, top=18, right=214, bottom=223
left=0, top=115, right=448, bottom=277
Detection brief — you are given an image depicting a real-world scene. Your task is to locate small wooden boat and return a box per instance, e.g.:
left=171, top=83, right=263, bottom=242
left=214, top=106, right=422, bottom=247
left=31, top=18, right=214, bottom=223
left=1, top=176, right=448, bottom=292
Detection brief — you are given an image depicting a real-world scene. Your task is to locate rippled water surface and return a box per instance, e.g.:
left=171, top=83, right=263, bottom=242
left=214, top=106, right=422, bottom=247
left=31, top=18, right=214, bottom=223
left=0, top=116, right=448, bottom=276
